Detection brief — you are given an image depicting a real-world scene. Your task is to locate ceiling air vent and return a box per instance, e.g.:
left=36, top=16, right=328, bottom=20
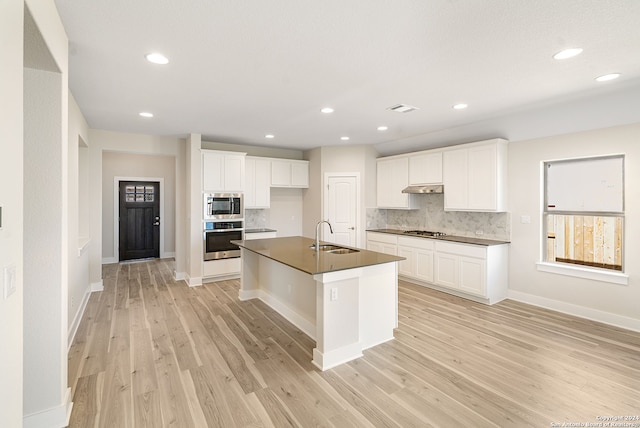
left=387, top=103, right=419, bottom=113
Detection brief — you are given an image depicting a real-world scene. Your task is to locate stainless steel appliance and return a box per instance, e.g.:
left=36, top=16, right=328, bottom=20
left=204, top=193, right=243, bottom=220
left=204, top=220, right=244, bottom=260
left=402, top=230, right=447, bottom=237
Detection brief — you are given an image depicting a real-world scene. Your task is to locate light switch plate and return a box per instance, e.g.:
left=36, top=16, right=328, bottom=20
left=3, top=264, right=16, bottom=299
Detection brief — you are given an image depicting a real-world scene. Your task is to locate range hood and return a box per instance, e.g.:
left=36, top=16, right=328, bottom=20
left=401, top=184, right=444, bottom=194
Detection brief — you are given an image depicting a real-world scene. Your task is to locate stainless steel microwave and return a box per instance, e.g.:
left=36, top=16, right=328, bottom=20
left=204, top=193, right=243, bottom=220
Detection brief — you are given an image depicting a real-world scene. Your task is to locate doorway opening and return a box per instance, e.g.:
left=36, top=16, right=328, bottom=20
left=117, top=180, right=161, bottom=262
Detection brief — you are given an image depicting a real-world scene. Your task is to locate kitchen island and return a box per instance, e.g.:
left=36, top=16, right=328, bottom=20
left=232, top=236, right=404, bottom=370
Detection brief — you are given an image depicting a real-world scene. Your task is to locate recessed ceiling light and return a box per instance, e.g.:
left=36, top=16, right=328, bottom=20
left=340, top=136, right=350, bottom=141
left=145, top=53, right=169, bottom=65
left=377, top=126, right=388, bottom=131
left=553, top=48, right=583, bottom=60
left=453, top=103, right=468, bottom=110
left=139, top=112, right=154, bottom=118
left=265, top=134, right=275, bottom=139
left=321, top=107, right=334, bottom=114
left=595, top=73, right=621, bottom=82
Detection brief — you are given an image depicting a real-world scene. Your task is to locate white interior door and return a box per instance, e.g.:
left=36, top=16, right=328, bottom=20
left=325, top=175, right=358, bottom=246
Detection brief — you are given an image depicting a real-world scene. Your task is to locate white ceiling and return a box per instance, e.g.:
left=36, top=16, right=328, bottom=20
left=55, top=0, right=640, bottom=156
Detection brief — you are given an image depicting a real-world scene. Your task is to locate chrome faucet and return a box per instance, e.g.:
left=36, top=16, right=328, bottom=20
left=314, top=220, right=333, bottom=251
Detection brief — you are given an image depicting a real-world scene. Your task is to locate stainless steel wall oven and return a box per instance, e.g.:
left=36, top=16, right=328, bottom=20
left=203, top=220, right=243, bottom=260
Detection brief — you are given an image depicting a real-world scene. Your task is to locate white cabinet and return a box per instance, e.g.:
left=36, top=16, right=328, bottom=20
left=245, top=157, right=271, bottom=208
left=244, top=231, right=277, bottom=240
left=442, top=139, right=508, bottom=212
left=376, top=157, right=417, bottom=209
left=389, top=234, right=508, bottom=304
left=202, top=150, right=246, bottom=192
left=397, top=236, right=434, bottom=282
left=203, top=258, right=241, bottom=279
left=271, top=159, right=309, bottom=188
left=409, top=152, right=443, bottom=185
left=366, top=232, right=398, bottom=255
left=434, top=242, right=486, bottom=296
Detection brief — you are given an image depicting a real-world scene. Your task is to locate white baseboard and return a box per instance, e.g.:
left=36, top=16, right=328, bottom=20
left=174, top=271, right=187, bottom=281
left=186, top=275, right=202, bottom=287
left=68, top=286, right=91, bottom=349
left=255, top=289, right=316, bottom=340
left=101, top=256, right=117, bottom=264
left=91, top=279, right=104, bottom=292
left=23, top=387, right=72, bottom=428
left=162, top=251, right=176, bottom=259
left=507, top=289, right=640, bottom=333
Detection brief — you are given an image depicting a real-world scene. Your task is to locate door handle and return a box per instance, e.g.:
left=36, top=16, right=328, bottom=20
left=349, top=226, right=355, bottom=230
left=153, top=222, right=160, bottom=226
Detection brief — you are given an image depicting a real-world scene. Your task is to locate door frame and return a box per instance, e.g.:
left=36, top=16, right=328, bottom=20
left=113, top=176, right=166, bottom=262
left=323, top=172, right=361, bottom=248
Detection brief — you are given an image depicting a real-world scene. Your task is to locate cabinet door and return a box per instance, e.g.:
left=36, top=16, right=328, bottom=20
left=409, top=152, right=443, bottom=185
left=245, top=158, right=256, bottom=207
left=381, top=243, right=398, bottom=256
left=290, top=161, right=309, bottom=187
left=377, top=157, right=410, bottom=208
left=224, top=155, right=245, bottom=192
left=367, top=240, right=383, bottom=253
left=202, top=152, right=224, bottom=192
left=434, top=252, right=457, bottom=288
left=468, top=145, right=496, bottom=210
left=271, top=160, right=291, bottom=186
left=459, top=256, right=486, bottom=296
left=254, top=158, right=271, bottom=207
left=443, top=149, right=468, bottom=210
left=397, top=246, right=415, bottom=277
left=415, top=248, right=434, bottom=282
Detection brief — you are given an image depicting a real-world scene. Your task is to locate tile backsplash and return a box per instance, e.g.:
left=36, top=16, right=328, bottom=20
left=367, top=194, right=510, bottom=241
left=245, top=209, right=270, bottom=229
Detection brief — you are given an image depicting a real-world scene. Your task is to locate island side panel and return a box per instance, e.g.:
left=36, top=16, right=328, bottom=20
left=358, top=262, right=398, bottom=349
left=313, top=274, right=362, bottom=371
left=238, top=248, right=260, bottom=300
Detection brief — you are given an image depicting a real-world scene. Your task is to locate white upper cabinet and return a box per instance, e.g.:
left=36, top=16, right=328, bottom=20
left=245, top=157, right=271, bottom=209
left=271, top=159, right=309, bottom=188
left=202, top=150, right=246, bottom=192
left=442, top=139, right=508, bottom=212
left=409, top=152, right=443, bottom=185
left=376, top=156, right=417, bottom=209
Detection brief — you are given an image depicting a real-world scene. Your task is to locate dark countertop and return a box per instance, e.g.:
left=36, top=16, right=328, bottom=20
left=367, top=229, right=510, bottom=246
left=245, top=228, right=277, bottom=233
left=232, top=236, right=404, bottom=275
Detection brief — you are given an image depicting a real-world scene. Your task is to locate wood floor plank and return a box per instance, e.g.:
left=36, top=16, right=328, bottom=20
left=68, top=261, right=640, bottom=427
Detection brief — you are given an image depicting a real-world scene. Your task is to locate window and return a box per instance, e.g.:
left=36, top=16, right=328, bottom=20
left=542, top=155, right=625, bottom=278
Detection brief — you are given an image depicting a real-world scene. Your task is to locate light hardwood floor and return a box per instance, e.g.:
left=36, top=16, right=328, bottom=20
left=68, top=259, right=640, bottom=427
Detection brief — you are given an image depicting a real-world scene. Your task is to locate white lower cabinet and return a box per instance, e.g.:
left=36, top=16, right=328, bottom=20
left=244, top=231, right=277, bottom=240
left=366, top=232, right=398, bottom=255
left=368, top=232, right=508, bottom=304
left=398, top=237, right=434, bottom=283
left=203, top=258, right=240, bottom=279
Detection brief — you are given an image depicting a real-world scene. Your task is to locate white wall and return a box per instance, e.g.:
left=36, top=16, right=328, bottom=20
left=67, top=93, right=91, bottom=343
left=0, top=1, right=24, bottom=426
left=270, top=188, right=304, bottom=237
left=101, top=152, right=176, bottom=260
left=23, top=0, right=72, bottom=425
left=508, top=123, right=640, bottom=330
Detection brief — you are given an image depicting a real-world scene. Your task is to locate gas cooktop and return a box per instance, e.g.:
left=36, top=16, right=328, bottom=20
left=402, top=230, right=447, bottom=237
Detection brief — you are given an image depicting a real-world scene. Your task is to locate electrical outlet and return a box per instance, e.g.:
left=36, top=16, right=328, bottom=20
left=330, top=288, right=338, bottom=301
left=520, top=215, right=531, bottom=224
left=475, top=230, right=484, bottom=236
left=3, top=264, right=16, bottom=299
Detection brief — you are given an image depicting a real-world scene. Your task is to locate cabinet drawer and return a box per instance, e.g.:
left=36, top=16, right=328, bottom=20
left=366, top=232, right=398, bottom=245
left=435, top=241, right=486, bottom=258
left=398, top=236, right=435, bottom=250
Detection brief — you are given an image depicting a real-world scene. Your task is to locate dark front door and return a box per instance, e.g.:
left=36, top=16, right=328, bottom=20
left=119, top=181, right=160, bottom=261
